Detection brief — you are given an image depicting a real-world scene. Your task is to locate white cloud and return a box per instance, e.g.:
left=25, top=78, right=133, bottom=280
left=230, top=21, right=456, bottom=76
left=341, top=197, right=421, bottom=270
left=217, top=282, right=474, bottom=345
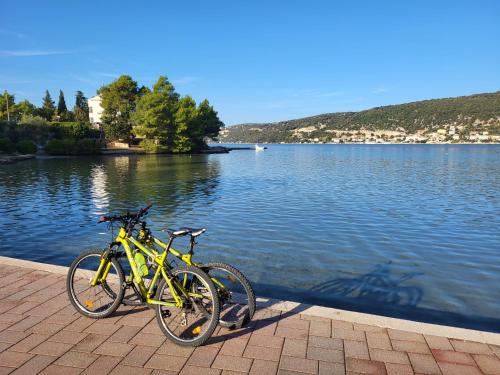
left=0, top=49, right=73, bottom=57
left=70, top=74, right=98, bottom=86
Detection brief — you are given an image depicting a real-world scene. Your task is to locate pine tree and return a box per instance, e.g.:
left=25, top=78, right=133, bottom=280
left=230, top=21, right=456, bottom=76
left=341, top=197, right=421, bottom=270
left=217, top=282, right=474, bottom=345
left=41, top=90, right=55, bottom=120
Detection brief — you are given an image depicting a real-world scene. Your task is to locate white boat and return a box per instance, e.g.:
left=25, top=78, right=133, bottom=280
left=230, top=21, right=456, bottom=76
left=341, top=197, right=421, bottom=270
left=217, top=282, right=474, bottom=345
left=255, top=144, right=265, bottom=151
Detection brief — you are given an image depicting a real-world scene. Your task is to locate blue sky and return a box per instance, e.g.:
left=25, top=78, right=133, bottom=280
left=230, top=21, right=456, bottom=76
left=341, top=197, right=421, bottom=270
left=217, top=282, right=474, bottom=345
left=1, top=1, right=499, bottom=125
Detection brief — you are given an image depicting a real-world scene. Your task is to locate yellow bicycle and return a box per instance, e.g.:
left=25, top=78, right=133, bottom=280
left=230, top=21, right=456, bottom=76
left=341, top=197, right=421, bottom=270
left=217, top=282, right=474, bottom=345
left=66, top=205, right=220, bottom=346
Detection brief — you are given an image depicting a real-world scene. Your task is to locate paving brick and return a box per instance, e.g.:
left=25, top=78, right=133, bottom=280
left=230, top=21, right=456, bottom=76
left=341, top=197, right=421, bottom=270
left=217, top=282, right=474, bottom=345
left=279, top=318, right=310, bottom=331
left=212, top=354, right=253, bottom=372
left=39, top=364, right=84, bottom=374
left=472, top=354, right=500, bottom=374
left=55, top=351, right=99, bottom=368
left=279, top=355, right=318, bottom=374
left=275, top=326, right=309, bottom=340
left=431, top=349, right=474, bottom=366
left=45, top=313, right=79, bottom=326
left=64, top=316, right=95, bottom=333
left=282, top=338, right=308, bottom=358
left=345, top=340, right=369, bottom=360
left=156, top=340, right=195, bottom=357
left=5, top=315, right=45, bottom=332
left=369, top=349, right=409, bottom=365
left=93, top=341, right=134, bottom=357
left=354, top=324, right=386, bottom=333
left=367, top=332, right=392, bottom=350
left=0, top=330, right=30, bottom=344
left=244, top=345, right=282, bottom=361
left=309, top=336, right=343, bottom=351
left=84, top=321, right=121, bottom=336
left=388, top=330, right=425, bottom=343
left=0, top=313, right=24, bottom=325
left=187, top=346, right=220, bottom=367
left=220, top=338, right=248, bottom=356
left=319, top=361, right=346, bottom=375
left=72, top=333, right=109, bottom=353
left=408, top=353, right=441, bottom=374
left=121, top=345, right=157, bottom=367
left=332, top=321, right=354, bottom=330
left=0, top=351, right=33, bottom=368
left=129, top=332, right=166, bottom=347
left=391, top=340, right=430, bottom=354
left=252, top=321, right=278, bottom=336
left=307, top=345, right=344, bottom=364
left=8, top=333, right=50, bottom=353
left=30, top=341, right=73, bottom=356
left=8, top=354, right=54, bottom=375
left=423, top=336, right=453, bottom=351
left=438, top=362, right=482, bottom=375
left=250, top=359, right=279, bottom=375
left=332, top=329, right=365, bottom=341
left=180, top=366, right=222, bottom=375
left=145, top=354, right=187, bottom=372
left=108, top=325, right=142, bottom=343
left=249, top=334, right=284, bottom=349
left=29, top=321, right=65, bottom=335
left=345, top=357, right=387, bottom=374
left=310, top=321, right=332, bottom=338
left=110, top=365, right=152, bottom=375
left=81, top=355, right=122, bottom=375
left=384, top=363, right=414, bottom=375
left=450, top=340, right=493, bottom=355
left=0, top=342, right=12, bottom=352
left=49, top=330, right=88, bottom=345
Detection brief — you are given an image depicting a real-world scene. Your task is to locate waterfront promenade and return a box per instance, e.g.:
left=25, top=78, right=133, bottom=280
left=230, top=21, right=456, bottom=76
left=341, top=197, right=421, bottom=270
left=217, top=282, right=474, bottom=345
left=0, top=257, right=499, bottom=375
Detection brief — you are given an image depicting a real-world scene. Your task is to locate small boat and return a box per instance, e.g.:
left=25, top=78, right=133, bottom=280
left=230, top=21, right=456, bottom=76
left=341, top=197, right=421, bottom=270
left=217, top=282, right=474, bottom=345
left=255, top=144, right=265, bottom=151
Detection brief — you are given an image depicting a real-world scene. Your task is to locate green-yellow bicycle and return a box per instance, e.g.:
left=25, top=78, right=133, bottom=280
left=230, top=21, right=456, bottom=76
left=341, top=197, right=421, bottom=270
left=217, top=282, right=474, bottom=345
left=66, top=205, right=221, bottom=346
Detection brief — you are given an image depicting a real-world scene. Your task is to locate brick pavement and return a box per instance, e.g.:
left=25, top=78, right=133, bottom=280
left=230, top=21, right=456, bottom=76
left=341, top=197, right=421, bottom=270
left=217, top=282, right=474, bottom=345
left=0, top=262, right=499, bottom=374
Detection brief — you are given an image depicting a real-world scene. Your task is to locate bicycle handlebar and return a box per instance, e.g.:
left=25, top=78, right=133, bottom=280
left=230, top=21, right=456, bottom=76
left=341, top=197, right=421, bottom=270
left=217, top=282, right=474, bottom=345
left=98, top=204, right=152, bottom=224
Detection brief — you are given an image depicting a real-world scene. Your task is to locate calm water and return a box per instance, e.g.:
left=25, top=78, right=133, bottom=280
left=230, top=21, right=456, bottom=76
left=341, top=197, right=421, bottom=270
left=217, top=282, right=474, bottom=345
left=1, top=145, right=499, bottom=332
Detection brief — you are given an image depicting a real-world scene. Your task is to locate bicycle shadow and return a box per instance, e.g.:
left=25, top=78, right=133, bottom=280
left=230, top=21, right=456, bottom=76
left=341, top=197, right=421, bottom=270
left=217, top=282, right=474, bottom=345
left=310, top=261, right=424, bottom=307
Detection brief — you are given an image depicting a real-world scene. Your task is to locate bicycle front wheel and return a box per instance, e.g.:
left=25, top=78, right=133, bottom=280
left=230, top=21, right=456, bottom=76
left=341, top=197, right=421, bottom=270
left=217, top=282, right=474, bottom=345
left=67, top=249, right=125, bottom=318
left=154, top=266, right=220, bottom=346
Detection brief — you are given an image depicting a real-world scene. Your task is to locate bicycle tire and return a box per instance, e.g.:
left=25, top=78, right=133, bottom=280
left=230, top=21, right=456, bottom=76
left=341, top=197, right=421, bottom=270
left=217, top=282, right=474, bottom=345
left=67, top=249, right=125, bottom=319
left=201, top=262, right=256, bottom=329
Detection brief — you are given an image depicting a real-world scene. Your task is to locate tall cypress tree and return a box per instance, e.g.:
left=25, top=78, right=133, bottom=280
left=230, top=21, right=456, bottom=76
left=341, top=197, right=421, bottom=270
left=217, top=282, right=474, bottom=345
left=57, top=90, right=67, bottom=115
left=42, top=90, right=55, bottom=120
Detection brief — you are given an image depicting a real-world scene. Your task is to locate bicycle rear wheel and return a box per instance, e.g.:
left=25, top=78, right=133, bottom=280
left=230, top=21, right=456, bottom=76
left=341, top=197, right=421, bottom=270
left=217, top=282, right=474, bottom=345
left=67, top=249, right=125, bottom=318
left=155, top=266, right=220, bottom=346
left=202, top=262, right=256, bottom=329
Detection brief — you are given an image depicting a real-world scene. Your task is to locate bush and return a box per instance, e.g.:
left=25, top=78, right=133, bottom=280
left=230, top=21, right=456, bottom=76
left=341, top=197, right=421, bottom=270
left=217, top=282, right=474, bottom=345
left=16, top=140, right=37, bottom=154
left=44, top=138, right=101, bottom=155
left=0, top=137, right=15, bottom=153
left=139, top=139, right=167, bottom=153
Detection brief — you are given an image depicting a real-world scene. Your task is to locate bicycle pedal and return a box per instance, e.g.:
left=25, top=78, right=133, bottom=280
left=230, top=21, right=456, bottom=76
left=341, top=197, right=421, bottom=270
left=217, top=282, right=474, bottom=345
left=161, top=310, right=171, bottom=318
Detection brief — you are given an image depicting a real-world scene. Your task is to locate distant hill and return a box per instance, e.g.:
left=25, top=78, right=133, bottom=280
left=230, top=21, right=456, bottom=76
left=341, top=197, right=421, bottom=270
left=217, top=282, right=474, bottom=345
left=217, top=92, right=500, bottom=144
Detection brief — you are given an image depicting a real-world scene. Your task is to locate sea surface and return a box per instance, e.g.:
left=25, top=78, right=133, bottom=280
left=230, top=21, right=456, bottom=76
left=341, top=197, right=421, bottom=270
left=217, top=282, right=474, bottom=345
left=1, top=144, right=499, bottom=332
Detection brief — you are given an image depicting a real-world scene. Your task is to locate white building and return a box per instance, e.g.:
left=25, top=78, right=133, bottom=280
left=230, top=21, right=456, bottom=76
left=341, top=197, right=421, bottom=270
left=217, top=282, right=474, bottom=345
left=88, top=95, right=103, bottom=129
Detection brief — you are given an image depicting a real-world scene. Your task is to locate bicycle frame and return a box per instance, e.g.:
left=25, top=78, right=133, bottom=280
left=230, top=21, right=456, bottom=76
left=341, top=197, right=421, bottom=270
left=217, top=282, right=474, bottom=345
left=90, top=227, right=204, bottom=308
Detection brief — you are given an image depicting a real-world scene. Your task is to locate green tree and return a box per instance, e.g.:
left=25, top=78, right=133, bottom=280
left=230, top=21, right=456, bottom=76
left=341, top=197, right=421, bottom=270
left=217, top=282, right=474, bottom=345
left=15, top=99, right=37, bottom=121
left=73, top=91, right=89, bottom=122
left=41, top=90, right=55, bottom=120
left=99, top=75, right=138, bottom=141
left=196, top=99, right=224, bottom=144
left=56, top=90, right=68, bottom=120
left=173, top=96, right=198, bottom=153
left=132, top=76, right=178, bottom=146
left=1, top=91, right=15, bottom=121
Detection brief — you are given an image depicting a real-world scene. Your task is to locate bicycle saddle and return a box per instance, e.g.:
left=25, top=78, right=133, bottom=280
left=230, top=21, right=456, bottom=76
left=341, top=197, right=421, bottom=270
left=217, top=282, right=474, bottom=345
left=162, top=227, right=206, bottom=238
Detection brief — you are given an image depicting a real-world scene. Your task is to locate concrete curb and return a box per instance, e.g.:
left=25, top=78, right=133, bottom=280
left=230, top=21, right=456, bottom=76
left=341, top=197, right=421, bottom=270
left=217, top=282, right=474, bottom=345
left=1, top=255, right=499, bottom=346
